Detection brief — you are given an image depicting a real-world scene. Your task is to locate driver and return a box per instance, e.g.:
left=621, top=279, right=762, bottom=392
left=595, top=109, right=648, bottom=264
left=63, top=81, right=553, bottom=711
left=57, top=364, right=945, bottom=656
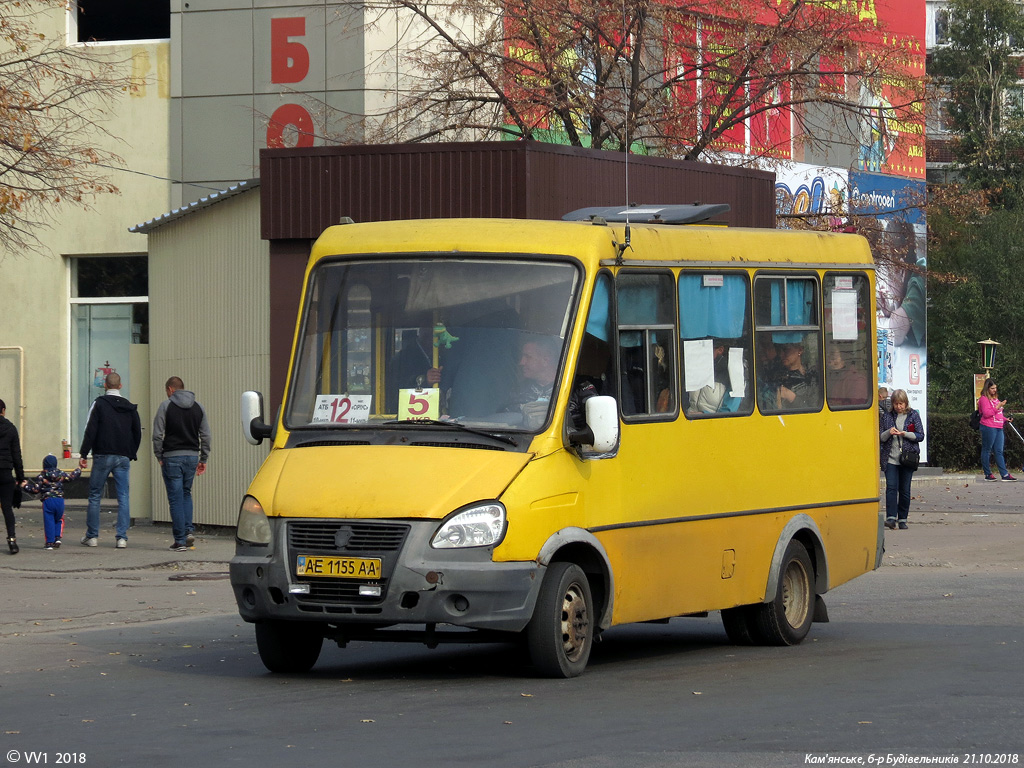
left=510, top=337, right=560, bottom=429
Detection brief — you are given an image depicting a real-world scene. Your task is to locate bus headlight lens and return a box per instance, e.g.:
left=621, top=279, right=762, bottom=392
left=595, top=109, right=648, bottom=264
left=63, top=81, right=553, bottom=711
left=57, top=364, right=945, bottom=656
left=236, top=495, right=271, bottom=545
left=431, top=503, right=506, bottom=549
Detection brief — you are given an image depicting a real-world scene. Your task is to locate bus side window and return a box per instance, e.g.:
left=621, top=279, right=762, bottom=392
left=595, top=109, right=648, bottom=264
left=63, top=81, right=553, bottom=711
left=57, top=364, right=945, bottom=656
left=615, top=272, right=676, bottom=418
left=679, top=272, right=753, bottom=418
left=753, top=275, right=823, bottom=414
left=823, top=273, right=872, bottom=410
left=571, top=274, right=615, bottom=419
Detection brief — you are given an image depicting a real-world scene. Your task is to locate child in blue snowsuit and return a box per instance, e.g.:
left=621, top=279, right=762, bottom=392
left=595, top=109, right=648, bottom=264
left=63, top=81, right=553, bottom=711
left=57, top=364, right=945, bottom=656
left=23, top=455, right=80, bottom=550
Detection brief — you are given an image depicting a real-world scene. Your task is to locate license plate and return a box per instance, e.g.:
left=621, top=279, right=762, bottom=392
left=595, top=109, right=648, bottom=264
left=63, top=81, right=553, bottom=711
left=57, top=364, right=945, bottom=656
left=296, top=555, right=382, bottom=579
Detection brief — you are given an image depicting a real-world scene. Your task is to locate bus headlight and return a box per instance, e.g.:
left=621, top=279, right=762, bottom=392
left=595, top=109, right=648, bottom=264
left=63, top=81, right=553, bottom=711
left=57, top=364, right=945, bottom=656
left=431, top=502, right=506, bottom=549
left=236, top=495, right=271, bottom=545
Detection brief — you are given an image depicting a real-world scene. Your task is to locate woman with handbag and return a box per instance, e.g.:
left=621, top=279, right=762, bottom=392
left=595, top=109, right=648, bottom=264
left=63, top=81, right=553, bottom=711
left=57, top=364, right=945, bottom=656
left=879, top=389, right=925, bottom=530
left=977, top=378, right=1017, bottom=482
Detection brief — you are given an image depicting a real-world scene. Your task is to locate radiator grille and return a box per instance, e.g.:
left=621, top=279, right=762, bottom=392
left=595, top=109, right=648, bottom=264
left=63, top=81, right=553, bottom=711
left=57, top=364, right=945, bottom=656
left=288, top=521, right=409, bottom=552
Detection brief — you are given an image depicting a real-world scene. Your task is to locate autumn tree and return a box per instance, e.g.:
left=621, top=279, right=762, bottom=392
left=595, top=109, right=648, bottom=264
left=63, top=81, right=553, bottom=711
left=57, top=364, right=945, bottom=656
left=0, top=0, right=134, bottom=254
left=360, top=0, right=922, bottom=164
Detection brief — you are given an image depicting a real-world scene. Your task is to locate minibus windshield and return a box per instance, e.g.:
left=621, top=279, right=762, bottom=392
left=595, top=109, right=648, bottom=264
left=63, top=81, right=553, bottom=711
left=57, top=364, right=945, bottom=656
left=285, top=256, right=580, bottom=432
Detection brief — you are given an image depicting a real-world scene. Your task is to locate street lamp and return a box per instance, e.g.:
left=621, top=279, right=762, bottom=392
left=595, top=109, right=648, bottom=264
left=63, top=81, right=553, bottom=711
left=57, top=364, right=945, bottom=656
left=978, top=338, right=1001, bottom=374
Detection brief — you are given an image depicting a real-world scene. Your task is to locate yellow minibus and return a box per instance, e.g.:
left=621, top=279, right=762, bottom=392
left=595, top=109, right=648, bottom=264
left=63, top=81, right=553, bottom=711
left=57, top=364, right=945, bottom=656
left=231, top=206, right=882, bottom=677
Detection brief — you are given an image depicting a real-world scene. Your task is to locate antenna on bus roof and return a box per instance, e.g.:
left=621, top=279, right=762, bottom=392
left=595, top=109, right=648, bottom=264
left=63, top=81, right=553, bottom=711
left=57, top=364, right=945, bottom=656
left=616, top=0, right=631, bottom=265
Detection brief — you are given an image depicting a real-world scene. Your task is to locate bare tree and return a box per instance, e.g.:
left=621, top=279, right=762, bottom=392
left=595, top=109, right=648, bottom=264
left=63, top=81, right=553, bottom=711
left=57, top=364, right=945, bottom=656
left=0, top=0, right=134, bottom=254
left=357, top=0, right=923, bottom=164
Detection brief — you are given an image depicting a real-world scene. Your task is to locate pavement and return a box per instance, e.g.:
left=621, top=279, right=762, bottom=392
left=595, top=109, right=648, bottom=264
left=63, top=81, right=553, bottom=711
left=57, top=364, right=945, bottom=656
left=1, top=500, right=238, bottom=637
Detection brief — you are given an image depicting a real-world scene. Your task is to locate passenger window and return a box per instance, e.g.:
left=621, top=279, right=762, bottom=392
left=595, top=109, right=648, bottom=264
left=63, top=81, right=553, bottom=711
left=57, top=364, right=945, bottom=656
left=679, top=272, right=753, bottom=417
left=615, top=272, right=676, bottom=418
left=823, top=273, right=872, bottom=409
left=754, top=275, right=823, bottom=414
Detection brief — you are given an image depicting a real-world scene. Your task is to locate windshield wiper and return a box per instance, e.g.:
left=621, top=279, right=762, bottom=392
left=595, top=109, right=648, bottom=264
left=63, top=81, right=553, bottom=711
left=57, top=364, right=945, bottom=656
left=378, top=419, right=518, bottom=447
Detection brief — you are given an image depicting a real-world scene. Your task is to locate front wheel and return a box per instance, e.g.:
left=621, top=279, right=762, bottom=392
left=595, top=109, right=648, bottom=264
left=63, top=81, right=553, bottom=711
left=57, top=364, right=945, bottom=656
left=753, top=540, right=815, bottom=646
left=526, top=562, right=594, bottom=678
left=254, top=621, right=324, bottom=673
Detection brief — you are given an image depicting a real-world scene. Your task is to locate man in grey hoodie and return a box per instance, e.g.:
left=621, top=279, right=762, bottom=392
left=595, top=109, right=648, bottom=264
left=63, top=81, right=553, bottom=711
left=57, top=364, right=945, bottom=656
left=153, top=376, right=211, bottom=551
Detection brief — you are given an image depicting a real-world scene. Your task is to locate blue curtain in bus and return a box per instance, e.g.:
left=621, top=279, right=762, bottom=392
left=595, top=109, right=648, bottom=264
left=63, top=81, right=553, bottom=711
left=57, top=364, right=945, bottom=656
left=678, top=274, right=747, bottom=339
left=771, top=279, right=813, bottom=344
left=617, top=282, right=659, bottom=325
left=585, top=275, right=612, bottom=342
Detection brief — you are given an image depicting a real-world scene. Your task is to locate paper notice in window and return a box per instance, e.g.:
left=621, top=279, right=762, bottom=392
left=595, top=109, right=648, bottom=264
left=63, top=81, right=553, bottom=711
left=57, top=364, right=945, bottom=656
left=728, top=347, right=746, bottom=398
left=831, top=291, right=858, bottom=340
left=683, top=339, right=714, bottom=391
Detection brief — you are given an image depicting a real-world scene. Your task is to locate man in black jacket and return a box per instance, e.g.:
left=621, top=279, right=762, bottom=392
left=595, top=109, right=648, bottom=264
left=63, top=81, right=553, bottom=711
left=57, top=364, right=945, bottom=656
left=78, top=373, right=142, bottom=548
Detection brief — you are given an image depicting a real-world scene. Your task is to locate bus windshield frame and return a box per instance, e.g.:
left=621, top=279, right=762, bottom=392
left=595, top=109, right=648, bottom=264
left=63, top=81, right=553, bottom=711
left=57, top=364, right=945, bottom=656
left=283, top=254, right=581, bottom=433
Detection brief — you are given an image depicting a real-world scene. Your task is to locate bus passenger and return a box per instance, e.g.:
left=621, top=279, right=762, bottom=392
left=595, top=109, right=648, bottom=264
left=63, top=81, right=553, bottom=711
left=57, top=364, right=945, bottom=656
left=776, top=343, right=820, bottom=410
left=826, top=347, right=868, bottom=406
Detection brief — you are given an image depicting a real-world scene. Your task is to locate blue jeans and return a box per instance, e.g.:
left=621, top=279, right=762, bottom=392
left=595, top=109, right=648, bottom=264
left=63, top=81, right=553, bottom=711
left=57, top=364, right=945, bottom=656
left=86, top=454, right=131, bottom=540
left=980, top=425, right=1008, bottom=477
left=884, top=461, right=914, bottom=522
left=162, top=455, right=198, bottom=545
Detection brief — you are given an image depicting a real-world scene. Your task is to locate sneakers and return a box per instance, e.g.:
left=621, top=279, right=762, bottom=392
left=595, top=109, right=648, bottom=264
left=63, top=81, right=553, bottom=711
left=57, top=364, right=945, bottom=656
left=185, top=533, right=195, bottom=547
left=53, top=539, right=61, bottom=549
left=115, top=538, right=127, bottom=548
left=898, top=521, right=909, bottom=530
left=44, top=542, right=54, bottom=550
left=1002, top=474, right=1018, bottom=481
left=169, top=543, right=188, bottom=552
left=985, top=473, right=998, bottom=482
left=81, top=536, right=98, bottom=547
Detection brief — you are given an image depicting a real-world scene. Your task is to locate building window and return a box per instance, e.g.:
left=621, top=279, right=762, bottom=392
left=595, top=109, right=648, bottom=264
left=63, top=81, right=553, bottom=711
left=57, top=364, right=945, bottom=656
left=69, top=256, right=148, bottom=451
left=74, top=0, right=170, bottom=43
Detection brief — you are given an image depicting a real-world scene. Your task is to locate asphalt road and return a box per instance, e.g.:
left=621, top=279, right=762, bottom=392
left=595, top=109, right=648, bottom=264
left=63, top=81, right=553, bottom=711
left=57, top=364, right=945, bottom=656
left=0, top=484, right=1021, bottom=768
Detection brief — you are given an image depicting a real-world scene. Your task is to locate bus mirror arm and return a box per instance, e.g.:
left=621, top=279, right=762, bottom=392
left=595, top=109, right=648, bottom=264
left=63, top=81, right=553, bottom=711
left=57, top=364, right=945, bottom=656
left=241, top=391, right=273, bottom=445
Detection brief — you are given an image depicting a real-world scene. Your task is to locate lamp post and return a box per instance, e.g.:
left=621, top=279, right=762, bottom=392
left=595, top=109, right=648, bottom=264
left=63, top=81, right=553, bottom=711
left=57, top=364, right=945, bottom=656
left=975, top=339, right=1001, bottom=405
left=978, top=338, right=1000, bottom=375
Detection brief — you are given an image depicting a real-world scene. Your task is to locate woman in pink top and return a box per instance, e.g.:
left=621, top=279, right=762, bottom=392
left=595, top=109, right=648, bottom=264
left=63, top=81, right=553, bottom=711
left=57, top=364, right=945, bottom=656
left=978, top=378, right=1016, bottom=481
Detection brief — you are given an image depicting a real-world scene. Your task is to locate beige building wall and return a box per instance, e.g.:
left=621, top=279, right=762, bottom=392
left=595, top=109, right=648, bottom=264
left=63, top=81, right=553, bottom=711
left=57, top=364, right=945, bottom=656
left=145, top=190, right=270, bottom=527
left=0, top=25, right=170, bottom=486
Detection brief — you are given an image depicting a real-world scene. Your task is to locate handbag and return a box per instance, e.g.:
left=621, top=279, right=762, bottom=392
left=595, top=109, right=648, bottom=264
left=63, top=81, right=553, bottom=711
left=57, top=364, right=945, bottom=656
left=898, top=436, right=919, bottom=471
left=970, top=409, right=981, bottom=430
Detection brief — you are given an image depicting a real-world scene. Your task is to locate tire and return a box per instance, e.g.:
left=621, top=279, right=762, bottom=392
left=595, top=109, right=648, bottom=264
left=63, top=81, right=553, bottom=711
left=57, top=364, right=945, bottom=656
left=254, top=621, right=324, bottom=673
left=753, top=540, right=815, bottom=646
left=526, top=562, right=594, bottom=678
left=720, top=605, right=759, bottom=645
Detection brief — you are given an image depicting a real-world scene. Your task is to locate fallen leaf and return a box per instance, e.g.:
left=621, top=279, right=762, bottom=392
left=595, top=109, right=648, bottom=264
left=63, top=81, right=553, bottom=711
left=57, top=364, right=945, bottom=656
left=361, top=719, right=375, bottom=723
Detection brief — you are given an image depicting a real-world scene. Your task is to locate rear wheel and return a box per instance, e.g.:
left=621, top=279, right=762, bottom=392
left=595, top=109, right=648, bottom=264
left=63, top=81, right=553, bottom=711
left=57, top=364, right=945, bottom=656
left=753, top=540, right=815, bottom=646
left=526, top=562, right=594, bottom=678
left=254, top=621, right=324, bottom=673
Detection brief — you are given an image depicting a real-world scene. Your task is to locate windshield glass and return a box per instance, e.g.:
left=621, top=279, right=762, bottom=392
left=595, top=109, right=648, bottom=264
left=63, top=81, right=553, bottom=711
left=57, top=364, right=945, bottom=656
left=285, top=257, right=580, bottom=432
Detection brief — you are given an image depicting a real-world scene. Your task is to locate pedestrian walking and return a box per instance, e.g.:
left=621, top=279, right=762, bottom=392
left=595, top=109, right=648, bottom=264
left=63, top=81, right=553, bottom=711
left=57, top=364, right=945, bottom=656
left=879, top=388, right=925, bottom=530
left=23, top=455, right=81, bottom=549
left=978, top=378, right=1017, bottom=482
left=152, top=376, right=211, bottom=552
left=78, top=373, right=142, bottom=548
left=0, top=398, right=25, bottom=554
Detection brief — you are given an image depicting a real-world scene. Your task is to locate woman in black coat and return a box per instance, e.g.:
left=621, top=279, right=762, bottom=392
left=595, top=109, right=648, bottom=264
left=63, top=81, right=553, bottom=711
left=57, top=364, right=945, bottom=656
left=0, top=398, right=25, bottom=554
left=879, top=389, right=924, bottom=530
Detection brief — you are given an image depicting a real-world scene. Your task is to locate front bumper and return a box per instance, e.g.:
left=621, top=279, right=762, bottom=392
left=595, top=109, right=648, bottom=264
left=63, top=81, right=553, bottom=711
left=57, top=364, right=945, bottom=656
left=230, top=517, right=544, bottom=633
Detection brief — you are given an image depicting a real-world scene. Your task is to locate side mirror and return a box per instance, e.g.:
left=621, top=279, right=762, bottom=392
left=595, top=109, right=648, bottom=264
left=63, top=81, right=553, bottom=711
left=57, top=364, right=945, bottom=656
left=241, top=391, right=273, bottom=446
left=568, top=395, right=619, bottom=458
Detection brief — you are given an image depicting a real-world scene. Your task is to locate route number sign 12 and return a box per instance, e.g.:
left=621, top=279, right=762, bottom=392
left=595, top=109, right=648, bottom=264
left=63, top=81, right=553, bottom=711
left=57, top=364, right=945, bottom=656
left=311, top=394, right=371, bottom=424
